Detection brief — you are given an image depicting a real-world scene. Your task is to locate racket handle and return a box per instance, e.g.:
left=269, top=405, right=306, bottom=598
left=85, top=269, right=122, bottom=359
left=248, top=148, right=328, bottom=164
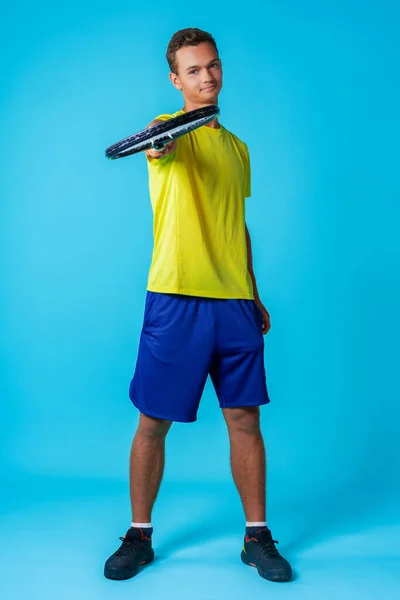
left=153, top=133, right=174, bottom=151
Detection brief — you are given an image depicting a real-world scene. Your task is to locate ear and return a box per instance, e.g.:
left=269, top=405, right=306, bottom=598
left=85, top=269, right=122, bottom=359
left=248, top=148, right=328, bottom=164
left=169, top=71, right=182, bottom=91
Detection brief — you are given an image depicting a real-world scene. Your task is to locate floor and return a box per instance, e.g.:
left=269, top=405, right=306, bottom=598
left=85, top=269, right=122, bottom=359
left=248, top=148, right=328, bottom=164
left=2, top=475, right=400, bottom=600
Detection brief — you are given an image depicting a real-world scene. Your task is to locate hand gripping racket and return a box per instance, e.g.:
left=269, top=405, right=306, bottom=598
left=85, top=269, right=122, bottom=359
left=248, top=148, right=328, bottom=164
left=105, top=105, right=220, bottom=160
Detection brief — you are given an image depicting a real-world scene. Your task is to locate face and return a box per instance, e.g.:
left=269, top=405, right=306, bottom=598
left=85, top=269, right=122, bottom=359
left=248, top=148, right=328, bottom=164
left=169, top=42, right=223, bottom=106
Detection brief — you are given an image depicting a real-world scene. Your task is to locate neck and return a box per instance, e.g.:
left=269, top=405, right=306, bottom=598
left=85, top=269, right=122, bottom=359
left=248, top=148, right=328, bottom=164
left=182, top=98, right=220, bottom=129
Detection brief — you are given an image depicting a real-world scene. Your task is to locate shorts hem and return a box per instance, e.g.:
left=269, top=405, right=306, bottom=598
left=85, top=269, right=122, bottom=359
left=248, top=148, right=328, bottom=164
left=130, top=395, right=197, bottom=423
left=219, top=398, right=270, bottom=409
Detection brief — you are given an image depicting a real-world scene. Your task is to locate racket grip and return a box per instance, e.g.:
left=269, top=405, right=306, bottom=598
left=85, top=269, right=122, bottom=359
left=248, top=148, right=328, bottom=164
left=153, top=142, right=167, bottom=151
left=153, top=133, right=174, bottom=151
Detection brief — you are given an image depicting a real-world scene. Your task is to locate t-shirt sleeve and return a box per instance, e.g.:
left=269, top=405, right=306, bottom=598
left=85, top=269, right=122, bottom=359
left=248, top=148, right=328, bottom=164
left=152, top=113, right=173, bottom=123
left=244, top=144, right=251, bottom=198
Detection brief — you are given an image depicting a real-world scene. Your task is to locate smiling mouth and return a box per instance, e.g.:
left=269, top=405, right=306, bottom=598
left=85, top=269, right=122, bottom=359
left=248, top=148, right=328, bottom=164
left=202, top=84, right=217, bottom=92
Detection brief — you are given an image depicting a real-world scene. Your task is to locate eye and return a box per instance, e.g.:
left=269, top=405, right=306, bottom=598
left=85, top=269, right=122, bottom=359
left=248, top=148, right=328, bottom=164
left=189, top=69, right=198, bottom=75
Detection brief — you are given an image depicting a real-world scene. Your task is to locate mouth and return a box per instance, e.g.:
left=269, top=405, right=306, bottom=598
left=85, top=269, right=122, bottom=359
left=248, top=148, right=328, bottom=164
left=201, top=84, right=217, bottom=92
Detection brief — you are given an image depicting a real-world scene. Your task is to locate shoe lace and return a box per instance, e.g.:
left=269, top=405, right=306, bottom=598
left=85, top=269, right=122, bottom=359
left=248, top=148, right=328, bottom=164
left=115, top=536, right=144, bottom=557
left=258, top=532, right=281, bottom=558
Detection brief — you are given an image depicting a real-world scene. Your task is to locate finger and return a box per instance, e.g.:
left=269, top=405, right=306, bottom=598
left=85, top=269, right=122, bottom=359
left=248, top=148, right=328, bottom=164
left=146, top=149, right=165, bottom=158
left=164, top=145, right=174, bottom=155
left=156, top=147, right=169, bottom=157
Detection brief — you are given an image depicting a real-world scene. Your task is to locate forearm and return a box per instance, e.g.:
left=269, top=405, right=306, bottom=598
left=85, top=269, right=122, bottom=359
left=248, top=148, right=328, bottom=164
left=245, top=225, right=261, bottom=303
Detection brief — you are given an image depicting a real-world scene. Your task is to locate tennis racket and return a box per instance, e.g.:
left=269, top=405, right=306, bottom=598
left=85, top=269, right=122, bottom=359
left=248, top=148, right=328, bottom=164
left=105, top=104, right=220, bottom=160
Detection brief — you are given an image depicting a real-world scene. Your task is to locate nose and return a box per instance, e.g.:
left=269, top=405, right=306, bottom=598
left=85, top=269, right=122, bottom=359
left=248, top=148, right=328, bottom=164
left=203, top=70, right=216, bottom=84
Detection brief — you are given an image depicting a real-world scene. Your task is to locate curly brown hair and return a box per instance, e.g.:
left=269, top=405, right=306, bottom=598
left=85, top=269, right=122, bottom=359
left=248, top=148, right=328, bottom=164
left=166, top=28, right=219, bottom=74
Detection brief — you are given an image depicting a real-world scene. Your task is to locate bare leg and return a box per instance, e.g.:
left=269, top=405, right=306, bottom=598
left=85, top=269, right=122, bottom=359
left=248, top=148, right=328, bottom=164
left=223, top=406, right=266, bottom=522
left=129, top=413, right=172, bottom=523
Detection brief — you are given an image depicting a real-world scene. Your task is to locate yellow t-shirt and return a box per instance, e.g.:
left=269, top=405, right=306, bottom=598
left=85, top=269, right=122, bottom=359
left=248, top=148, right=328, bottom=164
left=146, top=110, right=254, bottom=299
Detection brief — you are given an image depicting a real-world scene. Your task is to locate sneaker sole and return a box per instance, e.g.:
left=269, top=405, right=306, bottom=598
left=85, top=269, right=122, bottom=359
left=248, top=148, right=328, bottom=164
left=104, top=552, right=155, bottom=580
left=241, top=551, right=292, bottom=582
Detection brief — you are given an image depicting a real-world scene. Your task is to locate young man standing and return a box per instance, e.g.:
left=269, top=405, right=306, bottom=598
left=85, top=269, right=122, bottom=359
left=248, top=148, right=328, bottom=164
left=104, top=28, right=292, bottom=583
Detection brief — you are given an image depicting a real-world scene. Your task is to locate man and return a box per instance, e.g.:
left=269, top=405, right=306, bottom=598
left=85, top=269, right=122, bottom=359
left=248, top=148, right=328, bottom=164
left=104, top=28, right=292, bottom=583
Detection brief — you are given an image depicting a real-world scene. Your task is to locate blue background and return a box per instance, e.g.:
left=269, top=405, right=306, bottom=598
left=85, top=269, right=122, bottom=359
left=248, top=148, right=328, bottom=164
left=1, top=0, right=399, bottom=598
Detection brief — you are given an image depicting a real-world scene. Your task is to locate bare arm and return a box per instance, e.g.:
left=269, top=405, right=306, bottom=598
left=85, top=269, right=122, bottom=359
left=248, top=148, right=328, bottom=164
left=245, top=224, right=261, bottom=304
left=245, top=224, right=271, bottom=335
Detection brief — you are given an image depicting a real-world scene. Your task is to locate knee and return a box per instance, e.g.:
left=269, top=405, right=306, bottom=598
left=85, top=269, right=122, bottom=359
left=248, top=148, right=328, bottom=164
left=224, top=407, right=261, bottom=436
left=137, top=414, right=172, bottom=440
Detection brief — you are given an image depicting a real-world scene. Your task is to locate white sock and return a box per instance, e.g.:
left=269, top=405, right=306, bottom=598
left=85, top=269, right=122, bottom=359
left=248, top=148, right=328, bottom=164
left=246, top=521, right=267, bottom=528
left=131, top=522, right=153, bottom=529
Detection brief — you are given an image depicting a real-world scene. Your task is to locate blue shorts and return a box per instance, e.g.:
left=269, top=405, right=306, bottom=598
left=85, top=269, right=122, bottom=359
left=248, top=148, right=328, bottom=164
left=129, top=292, right=270, bottom=423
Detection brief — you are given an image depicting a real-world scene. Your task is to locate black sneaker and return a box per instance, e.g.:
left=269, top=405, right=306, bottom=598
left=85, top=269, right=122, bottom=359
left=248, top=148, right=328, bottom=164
left=104, top=527, right=154, bottom=580
left=241, top=528, right=292, bottom=582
